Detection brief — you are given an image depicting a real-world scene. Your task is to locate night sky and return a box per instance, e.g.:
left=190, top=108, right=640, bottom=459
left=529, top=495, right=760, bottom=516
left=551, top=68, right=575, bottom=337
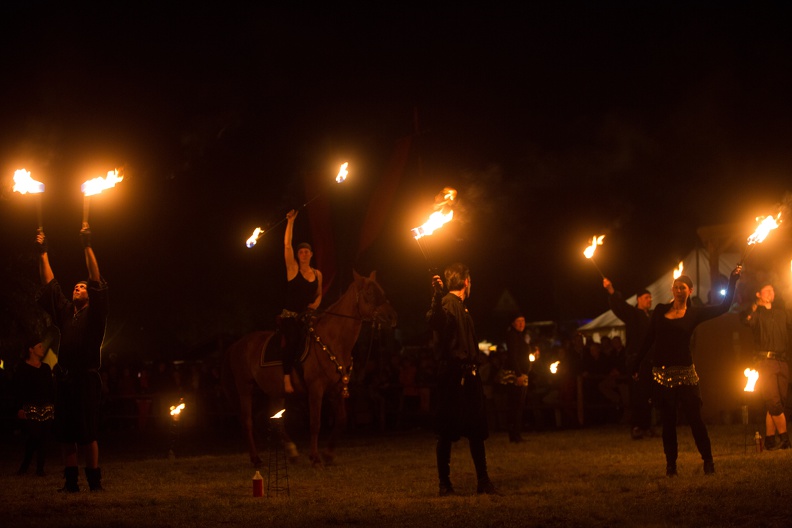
left=2, top=6, right=791, bottom=363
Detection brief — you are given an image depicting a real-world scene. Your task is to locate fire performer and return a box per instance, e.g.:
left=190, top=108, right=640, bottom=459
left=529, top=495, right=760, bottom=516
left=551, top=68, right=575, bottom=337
left=281, top=209, right=322, bottom=394
left=36, top=225, right=108, bottom=492
left=602, top=278, right=655, bottom=440
left=633, top=267, right=741, bottom=476
left=427, top=263, right=497, bottom=496
left=741, top=283, right=791, bottom=450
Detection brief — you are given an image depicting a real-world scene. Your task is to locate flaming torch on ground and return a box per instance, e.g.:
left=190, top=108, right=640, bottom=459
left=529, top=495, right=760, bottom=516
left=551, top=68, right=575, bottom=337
left=742, top=368, right=760, bottom=453
left=412, top=187, right=457, bottom=273
left=583, top=235, right=606, bottom=279
left=81, top=168, right=124, bottom=226
left=739, top=212, right=782, bottom=265
left=12, top=169, right=45, bottom=230
left=246, top=162, right=349, bottom=248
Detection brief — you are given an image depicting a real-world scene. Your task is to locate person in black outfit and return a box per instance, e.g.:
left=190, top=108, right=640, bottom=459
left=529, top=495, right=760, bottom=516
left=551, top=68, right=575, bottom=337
left=742, top=283, right=791, bottom=450
left=37, top=225, right=109, bottom=492
left=603, top=279, right=655, bottom=439
left=14, top=338, right=55, bottom=476
left=427, top=263, right=497, bottom=496
left=502, top=314, right=530, bottom=442
left=281, top=209, right=322, bottom=394
left=634, top=269, right=740, bottom=477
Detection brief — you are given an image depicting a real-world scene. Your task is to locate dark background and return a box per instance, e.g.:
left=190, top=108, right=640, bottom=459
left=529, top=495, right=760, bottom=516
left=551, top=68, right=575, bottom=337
left=1, top=6, right=791, bottom=364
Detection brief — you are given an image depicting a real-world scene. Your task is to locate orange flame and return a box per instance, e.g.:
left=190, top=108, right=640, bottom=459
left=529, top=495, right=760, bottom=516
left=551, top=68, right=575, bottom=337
left=743, top=368, right=759, bottom=392
left=271, top=409, right=286, bottom=419
left=169, top=401, right=186, bottom=416
left=12, top=169, right=45, bottom=194
left=246, top=227, right=264, bottom=248
left=413, top=210, right=453, bottom=239
left=673, top=261, right=684, bottom=280
left=336, top=162, right=349, bottom=183
left=81, top=169, right=124, bottom=196
left=550, top=361, right=560, bottom=374
left=747, top=213, right=781, bottom=245
left=583, top=235, right=605, bottom=259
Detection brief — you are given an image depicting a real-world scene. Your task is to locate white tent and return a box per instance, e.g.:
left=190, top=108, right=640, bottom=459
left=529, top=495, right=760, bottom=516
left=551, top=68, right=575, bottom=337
left=578, top=248, right=740, bottom=339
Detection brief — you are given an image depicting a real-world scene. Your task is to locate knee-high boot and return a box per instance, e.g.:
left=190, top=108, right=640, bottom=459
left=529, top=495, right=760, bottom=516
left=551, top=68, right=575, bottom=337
left=469, top=438, right=497, bottom=494
left=59, top=466, right=80, bottom=493
left=436, top=438, right=454, bottom=495
left=85, top=467, right=104, bottom=491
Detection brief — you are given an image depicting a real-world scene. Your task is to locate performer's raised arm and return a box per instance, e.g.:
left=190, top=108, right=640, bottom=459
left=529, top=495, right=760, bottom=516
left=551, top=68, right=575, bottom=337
left=36, top=230, right=54, bottom=286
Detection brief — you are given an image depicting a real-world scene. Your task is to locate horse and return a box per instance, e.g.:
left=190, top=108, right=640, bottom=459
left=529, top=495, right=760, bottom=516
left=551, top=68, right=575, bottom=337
left=223, top=270, right=397, bottom=466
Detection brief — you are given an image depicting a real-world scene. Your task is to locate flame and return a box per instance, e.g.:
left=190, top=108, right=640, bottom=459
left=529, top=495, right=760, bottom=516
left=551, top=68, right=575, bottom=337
left=747, top=213, right=782, bottom=245
left=550, top=361, right=560, bottom=374
left=271, top=409, right=286, bottom=419
left=12, top=169, right=45, bottom=194
left=743, top=368, right=759, bottom=392
left=246, top=227, right=264, bottom=248
left=583, top=235, right=605, bottom=259
left=169, top=401, right=186, bottom=416
left=81, top=169, right=124, bottom=197
left=529, top=353, right=536, bottom=362
left=413, top=210, right=453, bottom=239
left=336, top=162, right=349, bottom=183
left=673, top=261, right=684, bottom=280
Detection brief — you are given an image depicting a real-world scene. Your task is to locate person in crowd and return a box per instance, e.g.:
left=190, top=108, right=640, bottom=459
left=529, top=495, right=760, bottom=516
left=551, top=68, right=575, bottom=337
left=36, top=224, right=109, bottom=492
left=281, top=209, right=322, bottom=394
left=14, top=337, right=55, bottom=476
left=603, top=279, right=655, bottom=439
left=742, top=283, right=791, bottom=450
left=633, top=268, right=741, bottom=476
left=427, top=263, right=497, bottom=496
left=502, top=314, right=530, bottom=442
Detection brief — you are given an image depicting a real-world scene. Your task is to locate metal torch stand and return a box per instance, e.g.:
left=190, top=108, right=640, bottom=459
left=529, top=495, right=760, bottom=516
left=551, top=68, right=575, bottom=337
left=267, top=418, right=290, bottom=498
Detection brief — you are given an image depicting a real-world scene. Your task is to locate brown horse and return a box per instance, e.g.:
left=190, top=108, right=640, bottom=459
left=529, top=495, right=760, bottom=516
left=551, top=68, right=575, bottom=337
left=223, top=270, right=397, bottom=466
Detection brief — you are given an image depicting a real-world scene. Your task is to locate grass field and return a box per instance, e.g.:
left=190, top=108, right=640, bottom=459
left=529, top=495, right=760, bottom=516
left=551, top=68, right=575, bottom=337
left=2, top=422, right=791, bottom=528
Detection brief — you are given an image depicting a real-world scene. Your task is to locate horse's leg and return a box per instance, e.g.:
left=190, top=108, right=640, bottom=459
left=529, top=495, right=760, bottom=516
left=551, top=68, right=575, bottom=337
left=321, top=391, right=348, bottom=465
left=308, top=385, right=325, bottom=467
left=269, top=396, right=299, bottom=462
left=239, top=381, right=261, bottom=467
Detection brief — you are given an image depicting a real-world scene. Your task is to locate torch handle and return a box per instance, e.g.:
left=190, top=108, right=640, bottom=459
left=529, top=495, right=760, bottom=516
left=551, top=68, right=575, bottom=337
left=36, top=195, right=43, bottom=231
left=589, top=258, right=606, bottom=279
left=82, top=196, right=90, bottom=225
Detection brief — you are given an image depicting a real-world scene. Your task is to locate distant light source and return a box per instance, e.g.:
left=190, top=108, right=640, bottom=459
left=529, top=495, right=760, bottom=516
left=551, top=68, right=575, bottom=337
left=720, top=289, right=727, bottom=296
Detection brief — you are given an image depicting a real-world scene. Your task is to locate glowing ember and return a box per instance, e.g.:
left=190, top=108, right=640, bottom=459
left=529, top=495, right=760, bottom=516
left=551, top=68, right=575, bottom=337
left=583, top=235, right=605, bottom=259
left=413, top=210, right=453, bottom=239
left=550, top=361, right=560, bottom=374
left=673, top=261, right=684, bottom=280
left=743, top=368, right=759, bottom=392
left=246, top=227, right=264, bottom=248
left=336, top=162, right=349, bottom=183
left=81, top=169, right=124, bottom=196
left=271, top=409, right=286, bottom=419
left=747, top=213, right=781, bottom=245
left=12, top=169, right=45, bottom=194
left=169, top=401, right=186, bottom=416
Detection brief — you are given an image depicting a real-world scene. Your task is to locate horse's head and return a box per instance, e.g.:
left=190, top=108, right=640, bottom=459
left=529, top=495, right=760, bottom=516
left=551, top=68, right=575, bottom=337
left=353, top=270, right=398, bottom=329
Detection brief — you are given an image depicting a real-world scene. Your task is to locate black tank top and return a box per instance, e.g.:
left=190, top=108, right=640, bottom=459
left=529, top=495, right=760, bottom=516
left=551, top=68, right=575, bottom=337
left=284, top=269, right=318, bottom=312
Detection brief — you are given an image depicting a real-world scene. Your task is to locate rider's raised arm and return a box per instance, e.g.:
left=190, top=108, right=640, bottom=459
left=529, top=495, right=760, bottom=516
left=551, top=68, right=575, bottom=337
left=284, top=209, right=298, bottom=280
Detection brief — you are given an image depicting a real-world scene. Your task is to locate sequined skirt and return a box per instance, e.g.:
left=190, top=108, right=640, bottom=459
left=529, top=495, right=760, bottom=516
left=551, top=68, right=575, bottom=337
left=22, top=403, right=55, bottom=422
left=652, top=365, right=699, bottom=387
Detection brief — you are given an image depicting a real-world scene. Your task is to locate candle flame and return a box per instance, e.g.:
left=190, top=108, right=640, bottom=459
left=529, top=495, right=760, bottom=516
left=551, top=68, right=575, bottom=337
left=336, top=162, right=348, bottom=183
left=12, top=169, right=45, bottom=194
left=747, top=213, right=781, bottom=245
left=413, top=210, right=453, bottom=239
left=81, top=169, right=124, bottom=197
left=271, top=409, right=286, bottom=419
left=169, top=402, right=186, bottom=416
left=743, top=368, right=759, bottom=392
left=673, top=261, right=684, bottom=280
left=246, top=227, right=264, bottom=248
left=550, top=361, right=560, bottom=374
left=583, top=235, right=605, bottom=259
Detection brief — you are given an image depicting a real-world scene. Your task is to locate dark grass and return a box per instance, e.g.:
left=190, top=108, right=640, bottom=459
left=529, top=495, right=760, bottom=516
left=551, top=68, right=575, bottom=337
left=2, top=422, right=791, bottom=528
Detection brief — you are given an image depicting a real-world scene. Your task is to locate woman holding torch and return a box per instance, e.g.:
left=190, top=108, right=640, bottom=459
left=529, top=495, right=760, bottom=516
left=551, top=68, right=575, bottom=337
left=281, top=209, right=322, bottom=394
left=633, top=266, right=741, bottom=476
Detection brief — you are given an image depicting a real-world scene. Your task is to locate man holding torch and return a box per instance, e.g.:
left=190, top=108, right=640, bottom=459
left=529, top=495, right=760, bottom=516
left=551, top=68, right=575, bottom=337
left=602, top=278, right=655, bottom=440
left=36, top=224, right=108, bottom=492
left=427, top=263, right=497, bottom=496
left=281, top=209, right=322, bottom=394
left=742, top=283, right=791, bottom=450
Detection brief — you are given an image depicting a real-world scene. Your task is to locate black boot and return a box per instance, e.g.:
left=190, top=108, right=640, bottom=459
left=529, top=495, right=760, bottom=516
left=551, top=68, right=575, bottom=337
left=436, top=439, right=455, bottom=496
left=778, top=432, right=790, bottom=450
left=85, top=467, right=104, bottom=491
left=59, top=466, right=80, bottom=492
left=765, top=434, right=778, bottom=451
left=470, top=439, right=498, bottom=495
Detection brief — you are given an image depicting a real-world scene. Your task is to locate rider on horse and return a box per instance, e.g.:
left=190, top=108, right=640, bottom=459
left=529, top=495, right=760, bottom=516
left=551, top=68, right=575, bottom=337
left=281, top=209, right=323, bottom=394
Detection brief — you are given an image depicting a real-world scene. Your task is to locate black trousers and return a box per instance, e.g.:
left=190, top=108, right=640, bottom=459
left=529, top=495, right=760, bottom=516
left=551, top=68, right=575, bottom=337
left=654, top=383, right=712, bottom=465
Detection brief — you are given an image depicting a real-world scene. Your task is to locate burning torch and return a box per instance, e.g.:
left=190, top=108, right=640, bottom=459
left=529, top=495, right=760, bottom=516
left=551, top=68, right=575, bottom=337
left=583, top=235, right=606, bottom=279
left=739, top=213, right=782, bottom=265
left=81, top=168, right=124, bottom=226
left=12, top=169, right=45, bottom=230
left=743, top=368, right=760, bottom=453
left=246, top=162, right=348, bottom=248
left=412, top=187, right=458, bottom=273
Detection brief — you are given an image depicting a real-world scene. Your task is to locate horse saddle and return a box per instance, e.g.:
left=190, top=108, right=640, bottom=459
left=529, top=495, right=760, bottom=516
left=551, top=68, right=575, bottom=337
left=259, top=329, right=311, bottom=368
